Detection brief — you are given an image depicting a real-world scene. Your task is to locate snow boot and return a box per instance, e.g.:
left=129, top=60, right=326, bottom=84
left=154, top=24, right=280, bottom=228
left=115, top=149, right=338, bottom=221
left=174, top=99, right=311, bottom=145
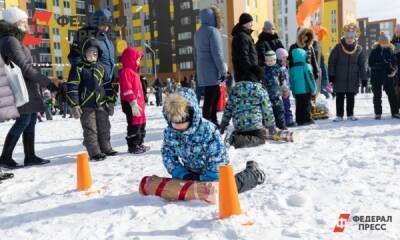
left=333, top=116, right=343, bottom=122
left=23, top=132, right=51, bottom=166
left=375, top=115, right=381, bottom=120
left=234, top=161, right=265, bottom=194
left=0, top=168, right=14, bottom=181
left=104, top=149, right=118, bottom=156
left=0, top=133, right=24, bottom=169
left=129, top=145, right=148, bottom=154
left=347, top=116, right=358, bottom=121
left=90, top=153, right=107, bottom=161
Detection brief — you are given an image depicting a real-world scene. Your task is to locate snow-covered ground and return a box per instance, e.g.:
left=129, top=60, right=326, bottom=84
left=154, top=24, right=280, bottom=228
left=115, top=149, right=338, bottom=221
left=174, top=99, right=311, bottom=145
left=1, top=93, right=400, bottom=240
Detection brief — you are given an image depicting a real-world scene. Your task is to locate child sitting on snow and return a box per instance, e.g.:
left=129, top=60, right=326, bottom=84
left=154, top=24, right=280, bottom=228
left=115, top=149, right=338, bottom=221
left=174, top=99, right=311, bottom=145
left=118, top=47, right=150, bottom=154
left=263, top=51, right=288, bottom=130
left=276, top=48, right=296, bottom=127
left=162, top=88, right=265, bottom=193
left=219, top=65, right=277, bottom=149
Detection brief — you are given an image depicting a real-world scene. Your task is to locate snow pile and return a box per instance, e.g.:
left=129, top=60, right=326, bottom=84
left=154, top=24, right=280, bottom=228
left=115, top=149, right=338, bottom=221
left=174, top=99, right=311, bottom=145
left=1, top=94, right=400, bottom=239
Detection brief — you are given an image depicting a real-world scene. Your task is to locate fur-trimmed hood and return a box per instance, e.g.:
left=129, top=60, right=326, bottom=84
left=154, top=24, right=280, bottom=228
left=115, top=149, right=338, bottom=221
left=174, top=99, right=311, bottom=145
left=163, top=88, right=201, bottom=135
left=296, top=27, right=314, bottom=48
left=200, top=6, right=223, bottom=29
left=0, top=20, right=24, bottom=40
left=372, top=42, right=395, bottom=50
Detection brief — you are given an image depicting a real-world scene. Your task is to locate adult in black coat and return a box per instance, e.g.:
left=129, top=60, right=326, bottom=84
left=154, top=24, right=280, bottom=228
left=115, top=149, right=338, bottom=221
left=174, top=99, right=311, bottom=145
left=256, top=21, right=285, bottom=66
left=369, top=32, right=400, bottom=119
left=328, top=24, right=367, bottom=121
left=231, top=13, right=258, bottom=82
left=391, top=24, right=400, bottom=109
left=0, top=8, right=55, bottom=169
left=288, top=27, right=319, bottom=81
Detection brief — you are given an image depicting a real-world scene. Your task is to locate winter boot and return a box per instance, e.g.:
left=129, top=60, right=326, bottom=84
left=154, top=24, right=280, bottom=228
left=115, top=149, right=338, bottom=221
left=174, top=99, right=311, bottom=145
left=333, top=116, right=343, bottom=122
left=0, top=133, right=24, bottom=169
left=375, top=115, right=381, bottom=120
left=138, top=145, right=151, bottom=152
left=347, top=116, right=358, bottom=121
left=104, top=149, right=118, bottom=156
left=0, top=168, right=14, bottom=181
left=23, top=132, right=51, bottom=166
left=234, top=161, right=266, bottom=194
left=90, top=153, right=107, bottom=161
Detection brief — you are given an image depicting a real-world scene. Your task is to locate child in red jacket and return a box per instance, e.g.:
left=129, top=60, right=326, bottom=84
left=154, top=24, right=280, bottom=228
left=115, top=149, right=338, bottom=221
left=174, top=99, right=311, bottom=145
left=119, top=47, right=150, bottom=154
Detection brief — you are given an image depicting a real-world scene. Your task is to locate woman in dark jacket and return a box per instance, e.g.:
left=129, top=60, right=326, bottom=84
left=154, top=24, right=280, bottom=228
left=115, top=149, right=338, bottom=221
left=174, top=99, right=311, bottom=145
left=369, top=32, right=400, bottom=119
left=328, top=23, right=367, bottom=121
left=256, top=20, right=285, bottom=66
left=289, top=28, right=319, bottom=81
left=0, top=7, right=54, bottom=169
left=391, top=24, right=400, bottom=110
left=231, top=13, right=258, bottom=82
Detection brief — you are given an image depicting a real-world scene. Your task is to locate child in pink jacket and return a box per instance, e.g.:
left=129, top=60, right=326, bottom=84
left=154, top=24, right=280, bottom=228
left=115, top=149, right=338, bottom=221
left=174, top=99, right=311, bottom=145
left=119, top=47, right=150, bottom=154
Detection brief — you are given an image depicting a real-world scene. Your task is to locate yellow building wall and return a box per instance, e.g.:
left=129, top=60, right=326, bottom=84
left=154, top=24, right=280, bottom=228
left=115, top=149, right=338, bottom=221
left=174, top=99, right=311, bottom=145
left=246, top=0, right=274, bottom=39
left=321, top=0, right=339, bottom=62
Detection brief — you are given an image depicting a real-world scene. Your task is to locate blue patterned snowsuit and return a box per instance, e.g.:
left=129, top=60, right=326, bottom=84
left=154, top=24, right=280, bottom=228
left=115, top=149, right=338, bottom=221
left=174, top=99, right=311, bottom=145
left=162, top=88, right=229, bottom=181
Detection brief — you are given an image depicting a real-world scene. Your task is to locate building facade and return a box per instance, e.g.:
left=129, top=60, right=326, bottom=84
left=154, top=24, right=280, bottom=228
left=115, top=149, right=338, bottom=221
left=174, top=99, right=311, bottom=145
left=358, top=17, right=397, bottom=55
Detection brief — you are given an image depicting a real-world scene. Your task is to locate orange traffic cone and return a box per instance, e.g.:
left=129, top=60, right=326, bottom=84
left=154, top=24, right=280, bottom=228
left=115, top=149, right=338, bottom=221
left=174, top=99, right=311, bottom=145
left=219, top=165, right=241, bottom=219
left=76, top=152, right=92, bottom=191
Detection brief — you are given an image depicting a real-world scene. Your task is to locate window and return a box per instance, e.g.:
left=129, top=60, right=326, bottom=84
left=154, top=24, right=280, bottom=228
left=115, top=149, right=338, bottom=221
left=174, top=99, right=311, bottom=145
left=54, top=42, right=61, bottom=49
left=178, top=46, right=193, bottom=55
left=53, top=0, right=59, bottom=7
left=53, top=28, right=60, bottom=36
left=76, top=1, right=85, bottom=15
left=39, top=54, right=52, bottom=63
left=180, top=61, right=193, bottom=70
left=180, top=1, right=191, bottom=10
left=180, top=16, right=191, bottom=25
left=63, top=1, right=70, bottom=8
left=178, top=32, right=192, bottom=41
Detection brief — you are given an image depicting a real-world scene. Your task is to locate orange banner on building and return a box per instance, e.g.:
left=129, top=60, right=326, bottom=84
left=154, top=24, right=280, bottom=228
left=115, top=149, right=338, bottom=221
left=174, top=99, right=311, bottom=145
left=296, top=0, right=322, bottom=27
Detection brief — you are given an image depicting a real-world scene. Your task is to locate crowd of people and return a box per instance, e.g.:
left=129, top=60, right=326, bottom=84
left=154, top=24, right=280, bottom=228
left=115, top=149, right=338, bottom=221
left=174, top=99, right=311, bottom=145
left=1, top=5, right=400, bottom=195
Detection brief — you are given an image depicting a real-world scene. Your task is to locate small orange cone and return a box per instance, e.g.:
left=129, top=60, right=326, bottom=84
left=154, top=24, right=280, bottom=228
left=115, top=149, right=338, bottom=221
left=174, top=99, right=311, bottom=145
left=219, top=165, right=241, bottom=219
left=76, top=152, right=92, bottom=191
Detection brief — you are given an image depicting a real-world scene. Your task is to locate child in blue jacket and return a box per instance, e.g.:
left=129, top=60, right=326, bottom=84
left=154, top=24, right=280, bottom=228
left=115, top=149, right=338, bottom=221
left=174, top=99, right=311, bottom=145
left=161, top=88, right=265, bottom=193
left=289, top=48, right=317, bottom=125
left=263, top=51, right=288, bottom=130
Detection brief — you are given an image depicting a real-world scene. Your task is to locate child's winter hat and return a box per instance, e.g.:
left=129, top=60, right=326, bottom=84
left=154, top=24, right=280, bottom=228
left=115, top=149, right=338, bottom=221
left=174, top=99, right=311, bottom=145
left=264, top=21, right=275, bottom=31
left=3, top=7, right=28, bottom=24
left=264, top=50, right=277, bottom=61
left=164, top=94, right=193, bottom=123
left=275, top=48, right=288, bottom=61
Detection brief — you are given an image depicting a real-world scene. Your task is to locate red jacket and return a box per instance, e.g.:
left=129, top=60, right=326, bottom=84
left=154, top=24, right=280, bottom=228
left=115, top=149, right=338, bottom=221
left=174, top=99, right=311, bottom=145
left=118, top=47, right=146, bottom=125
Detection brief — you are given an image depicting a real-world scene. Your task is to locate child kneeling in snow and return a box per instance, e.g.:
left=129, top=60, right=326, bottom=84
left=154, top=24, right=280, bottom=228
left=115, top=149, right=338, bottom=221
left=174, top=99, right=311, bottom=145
left=118, top=47, right=150, bottom=154
left=162, top=88, right=265, bottom=193
left=219, top=65, right=277, bottom=149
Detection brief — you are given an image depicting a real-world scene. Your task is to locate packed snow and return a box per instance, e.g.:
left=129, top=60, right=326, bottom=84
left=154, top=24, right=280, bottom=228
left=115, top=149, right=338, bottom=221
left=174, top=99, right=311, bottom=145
left=1, top=94, right=400, bottom=240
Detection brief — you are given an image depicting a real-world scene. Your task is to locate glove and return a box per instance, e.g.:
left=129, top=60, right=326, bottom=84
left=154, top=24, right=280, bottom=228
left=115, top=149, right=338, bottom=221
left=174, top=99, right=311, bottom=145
left=329, top=75, right=335, bottom=84
left=218, top=74, right=227, bottom=83
left=182, top=172, right=200, bottom=181
left=129, top=100, right=142, bottom=117
left=71, top=106, right=82, bottom=119
left=105, top=103, right=115, bottom=116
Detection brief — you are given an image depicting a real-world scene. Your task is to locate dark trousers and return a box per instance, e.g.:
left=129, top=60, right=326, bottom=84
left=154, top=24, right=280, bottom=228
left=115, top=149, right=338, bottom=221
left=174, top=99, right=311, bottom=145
left=122, top=101, right=146, bottom=146
left=372, top=81, right=399, bottom=115
left=335, top=92, right=355, bottom=117
left=283, top=97, right=294, bottom=125
left=231, top=129, right=266, bottom=149
left=80, top=107, right=112, bottom=157
left=202, top=85, right=220, bottom=126
left=294, top=93, right=312, bottom=124
left=155, top=89, right=162, bottom=106
left=9, top=113, right=37, bottom=136
left=271, top=97, right=286, bottom=129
